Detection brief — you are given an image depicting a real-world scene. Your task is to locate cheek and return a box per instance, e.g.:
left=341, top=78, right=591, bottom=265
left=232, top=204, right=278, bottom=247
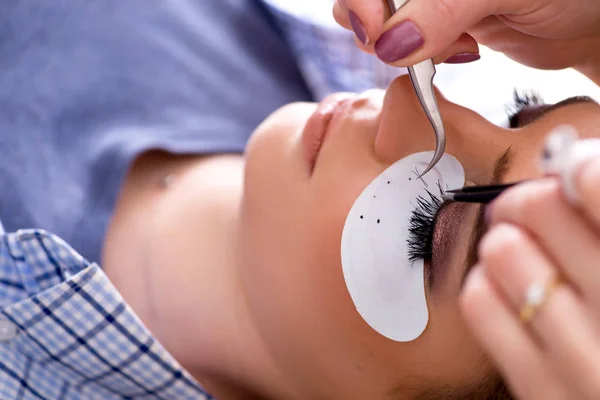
left=238, top=190, right=374, bottom=386
left=241, top=102, right=355, bottom=334
left=238, top=172, right=385, bottom=382
left=239, top=181, right=360, bottom=329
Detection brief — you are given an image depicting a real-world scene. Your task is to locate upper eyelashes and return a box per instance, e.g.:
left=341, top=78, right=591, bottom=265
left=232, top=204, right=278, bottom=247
left=506, top=89, right=545, bottom=129
left=407, top=181, right=446, bottom=289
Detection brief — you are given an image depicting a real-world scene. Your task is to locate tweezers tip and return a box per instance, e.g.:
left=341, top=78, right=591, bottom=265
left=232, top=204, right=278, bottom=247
left=415, top=165, right=433, bottom=180
left=441, top=193, right=455, bottom=201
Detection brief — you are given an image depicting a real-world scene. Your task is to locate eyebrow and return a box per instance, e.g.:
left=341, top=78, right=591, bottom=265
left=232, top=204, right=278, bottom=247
left=461, top=148, right=514, bottom=284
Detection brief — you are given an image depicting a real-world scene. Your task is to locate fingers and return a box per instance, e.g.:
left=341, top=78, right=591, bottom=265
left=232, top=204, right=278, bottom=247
left=374, top=0, right=481, bottom=66
left=333, top=1, right=352, bottom=31
left=477, top=224, right=600, bottom=399
left=488, top=179, right=600, bottom=309
left=576, top=156, right=600, bottom=230
left=337, top=0, right=540, bottom=67
left=334, top=0, right=387, bottom=46
left=463, top=135, right=600, bottom=400
left=460, top=268, right=568, bottom=400
left=432, top=33, right=480, bottom=65
left=334, top=1, right=481, bottom=64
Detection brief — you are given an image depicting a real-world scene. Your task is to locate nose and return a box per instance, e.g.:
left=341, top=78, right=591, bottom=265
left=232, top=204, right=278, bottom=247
left=374, top=76, right=438, bottom=162
left=373, top=75, right=502, bottom=183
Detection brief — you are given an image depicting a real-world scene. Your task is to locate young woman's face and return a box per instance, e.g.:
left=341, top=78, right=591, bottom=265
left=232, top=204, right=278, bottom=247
left=238, top=75, right=600, bottom=398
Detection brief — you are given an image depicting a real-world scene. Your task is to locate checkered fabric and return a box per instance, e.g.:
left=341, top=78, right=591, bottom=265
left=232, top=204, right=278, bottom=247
left=0, top=230, right=212, bottom=399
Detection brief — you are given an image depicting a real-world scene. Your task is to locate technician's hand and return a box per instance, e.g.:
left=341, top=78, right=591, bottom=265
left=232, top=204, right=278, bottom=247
left=333, top=0, right=600, bottom=71
left=460, top=139, right=600, bottom=399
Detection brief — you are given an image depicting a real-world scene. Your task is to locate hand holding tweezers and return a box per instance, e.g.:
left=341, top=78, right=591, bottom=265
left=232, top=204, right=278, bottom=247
left=386, top=0, right=446, bottom=177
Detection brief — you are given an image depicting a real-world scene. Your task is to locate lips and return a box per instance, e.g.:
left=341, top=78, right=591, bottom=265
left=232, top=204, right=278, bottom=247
left=301, top=94, right=354, bottom=175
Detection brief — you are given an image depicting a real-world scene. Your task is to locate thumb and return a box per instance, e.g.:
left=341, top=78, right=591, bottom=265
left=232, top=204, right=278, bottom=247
left=336, top=0, right=390, bottom=45
left=374, top=0, right=531, bottom=66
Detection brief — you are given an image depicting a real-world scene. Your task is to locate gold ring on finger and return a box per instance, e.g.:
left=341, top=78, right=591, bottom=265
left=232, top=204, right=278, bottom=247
left=519, top=276, right=563, bottom=324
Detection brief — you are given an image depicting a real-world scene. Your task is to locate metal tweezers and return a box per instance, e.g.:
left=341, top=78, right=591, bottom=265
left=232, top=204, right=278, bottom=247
left=441, top=182, right=523, bottom=203
left=386, top=0, right=446, bottom=177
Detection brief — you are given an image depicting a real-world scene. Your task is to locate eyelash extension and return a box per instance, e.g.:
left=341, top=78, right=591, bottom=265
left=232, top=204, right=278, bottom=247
left=407, top=182, right=444, bottom=266
left=506, top=89, right=544, bottom=128
left=407, top=183, right=446, bottom=289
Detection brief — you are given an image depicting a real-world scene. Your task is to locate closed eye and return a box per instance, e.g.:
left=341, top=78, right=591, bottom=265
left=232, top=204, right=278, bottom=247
left=508, top=94, right=598, bottom=129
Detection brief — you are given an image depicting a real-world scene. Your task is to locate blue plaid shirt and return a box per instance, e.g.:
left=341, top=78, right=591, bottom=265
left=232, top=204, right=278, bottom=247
left=0, top=230, right=212, bottom=399
left=0, top=2, right=397, bottom=400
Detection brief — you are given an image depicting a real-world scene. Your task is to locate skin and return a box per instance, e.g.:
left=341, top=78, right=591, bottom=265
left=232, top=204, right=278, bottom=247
left=102, top=75, right=600, bottom=399
left=333, top=0, right=600, bottom=76
left=335, top=2, right=600, bottom=398
left=462, top=126, right=600, bottom=398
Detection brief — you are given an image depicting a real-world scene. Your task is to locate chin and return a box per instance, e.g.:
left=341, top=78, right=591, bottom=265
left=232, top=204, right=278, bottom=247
left=243, top=101, right=317, bottom=183
left=247, top=102, right=316, bottom=154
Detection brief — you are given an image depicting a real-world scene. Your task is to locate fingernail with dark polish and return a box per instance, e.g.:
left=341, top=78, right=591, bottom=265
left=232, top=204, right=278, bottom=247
left=444, top=52, right=481, bottom=64
left=375, top=21, right=424, bottom=63
left=349, top=11, right=369, bottom=45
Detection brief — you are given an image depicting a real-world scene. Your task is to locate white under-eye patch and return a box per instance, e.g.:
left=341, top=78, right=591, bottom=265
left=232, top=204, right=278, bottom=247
left=341, top=152, right=465, bottom=342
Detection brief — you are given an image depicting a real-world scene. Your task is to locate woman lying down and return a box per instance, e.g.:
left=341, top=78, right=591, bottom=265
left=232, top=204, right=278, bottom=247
left=2, top=74, right=600, bottom=399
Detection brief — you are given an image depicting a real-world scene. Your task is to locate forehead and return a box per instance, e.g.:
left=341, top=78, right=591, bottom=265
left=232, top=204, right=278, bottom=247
left=503, top=102, right=600, bottom=183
